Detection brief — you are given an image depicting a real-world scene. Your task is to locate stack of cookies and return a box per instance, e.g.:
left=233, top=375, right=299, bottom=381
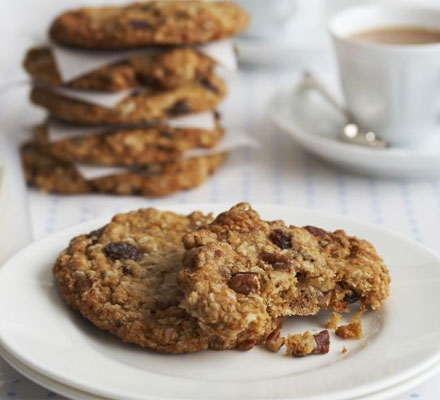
left=21, top=1, right=249, bottom=197
left=53, top=203, right=391, bottom=354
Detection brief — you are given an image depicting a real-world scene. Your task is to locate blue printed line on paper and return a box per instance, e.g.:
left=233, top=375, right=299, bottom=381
left=368, top=178, right=384, bottom=225
left=45, top=197, right=60, bottom=235
left=303, top=154, right=316, bottom=209
left=272, top=125, right=285, bottom=205
left=400, top=181, right=422, bottom=242
left=336, top=171, right=349, bottom=215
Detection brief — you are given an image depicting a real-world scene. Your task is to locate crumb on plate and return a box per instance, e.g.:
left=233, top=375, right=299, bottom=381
left=285, top=330, right=330, bottom=357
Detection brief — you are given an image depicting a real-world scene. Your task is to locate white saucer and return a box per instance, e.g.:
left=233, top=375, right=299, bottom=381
left=1, top=204, right=440, bottom=400
left=269, top=82, right=440, bottom=178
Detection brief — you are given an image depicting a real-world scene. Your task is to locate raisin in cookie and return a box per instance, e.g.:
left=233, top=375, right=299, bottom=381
left=22, top=142, right=225, bottom=197
left=49, top=1, right=249, bottom=48
left=24, top=47, right=216, bottom=92
left=178, top=203, right=390, bottom=348
left=53, top=208, right=218, bottom=353
left=33, top=113, right=223, bottom=166
left=30, top=73, right=226, bottom=125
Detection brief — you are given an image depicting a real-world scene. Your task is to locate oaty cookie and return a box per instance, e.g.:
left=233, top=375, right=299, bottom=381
left=178, top=203, right=329, bottom=348
left=303, top=225, right=390, bottom=311
left=30, top=73, right=226, bottom=125
left=53, top=208, right=216, bottom=353
left=49, top=1, right=249, bottom=49
left=33, top=112, right=223, bottom=166
left=21, top=142, right=225, bottom=197
left=178, top=203, right=390, bottom=348
left=24, top=47, right=216, bottom=92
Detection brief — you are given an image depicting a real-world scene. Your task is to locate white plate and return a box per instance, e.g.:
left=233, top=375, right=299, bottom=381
left=269, top=85, right=440, bottom=178
left=2, top=344, right=440, bottom=400
left=1, top=204, right=440, bottom=400
left=0, top=345, right=106, bottom=400
left=2, top=341, right=440, bottom=400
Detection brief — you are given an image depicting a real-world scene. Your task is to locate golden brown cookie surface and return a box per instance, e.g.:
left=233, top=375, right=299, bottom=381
left=53, top=208, right=216, bottom=353
left=21, top=142, right=225, bottom=197
left=24, top=47, right=216, bottom=92
left=179, top=203, right=390, bottom=348
left=49, top=1, right=249, bottom=48
left=30, top=73, right=226, bottom=125
left=33, top=112, right=223, bottom=166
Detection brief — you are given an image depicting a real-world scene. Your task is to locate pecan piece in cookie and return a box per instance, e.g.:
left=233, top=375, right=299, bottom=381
left=261, top=253, right=296, bottom=271
left=228, top=272, right=260, bottom=295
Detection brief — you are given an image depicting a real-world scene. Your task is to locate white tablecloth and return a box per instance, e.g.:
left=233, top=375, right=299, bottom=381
left=2, top=0, right=440, bottom=399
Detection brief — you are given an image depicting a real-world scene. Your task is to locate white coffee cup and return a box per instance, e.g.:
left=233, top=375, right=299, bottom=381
left=329, top=5, right=440, bottom=147
left=237, top=0, right=325, bottom=39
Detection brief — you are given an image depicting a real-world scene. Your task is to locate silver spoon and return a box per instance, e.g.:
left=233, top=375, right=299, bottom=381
left=298, top=72, right=388, bottom=149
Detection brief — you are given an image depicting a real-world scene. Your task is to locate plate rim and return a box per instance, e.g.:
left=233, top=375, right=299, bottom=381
left=1, top=203, right=440, bottom=400
left=0, top=344, right=107, bottom=400
left=2, top=340, right=440, bottom=400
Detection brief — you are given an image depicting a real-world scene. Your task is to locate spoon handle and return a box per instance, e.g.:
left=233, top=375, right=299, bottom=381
left=299, top=71, right=350, bottom=121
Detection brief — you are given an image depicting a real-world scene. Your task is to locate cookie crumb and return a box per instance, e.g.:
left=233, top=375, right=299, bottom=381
left=285, top=330, right=330, bottom=357
left=335, top=318, right=363, bottom=340
left=341, top=346, right=348, bottom=354
left=325, top=312, right=342, bottom=330
left=265, top=329, right=284, bottom=352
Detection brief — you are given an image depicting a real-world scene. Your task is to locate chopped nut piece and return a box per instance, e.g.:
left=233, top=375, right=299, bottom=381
left=304, top=225, right=328, bottom=239
left=325, top=312, right=342, bottom=330
left=336, top=319, right=363, bottom=339
left=313, top=330, right=330, bottom=354
left=227, top=272, right=260, bottom=295
left=260, top=253, right=296, bottom=271
left=285, top=330, right=330, bottom=357
left=265, top=329, right=284, bottom=352
left=236, top=339, right=256, bottom=351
